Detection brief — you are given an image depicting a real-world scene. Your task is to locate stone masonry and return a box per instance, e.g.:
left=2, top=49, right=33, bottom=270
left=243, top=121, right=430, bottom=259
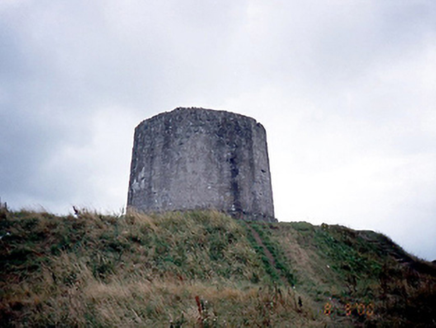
left=127, top=107, right=276, bottom=222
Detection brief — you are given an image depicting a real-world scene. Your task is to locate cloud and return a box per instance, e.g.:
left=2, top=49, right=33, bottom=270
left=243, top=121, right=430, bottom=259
left=0, top=0, right=435, bottom=260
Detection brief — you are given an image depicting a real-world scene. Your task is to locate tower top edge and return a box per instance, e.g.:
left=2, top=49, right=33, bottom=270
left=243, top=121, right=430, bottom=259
left=136, top=107, right=263, bottom=129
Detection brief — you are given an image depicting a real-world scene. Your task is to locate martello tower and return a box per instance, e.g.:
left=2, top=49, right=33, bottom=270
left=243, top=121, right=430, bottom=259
left=127, top=107, right=276, bottom=222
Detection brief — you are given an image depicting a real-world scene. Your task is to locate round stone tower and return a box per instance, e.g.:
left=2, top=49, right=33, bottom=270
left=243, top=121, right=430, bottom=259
left=127, top=107, right=276, bottom=222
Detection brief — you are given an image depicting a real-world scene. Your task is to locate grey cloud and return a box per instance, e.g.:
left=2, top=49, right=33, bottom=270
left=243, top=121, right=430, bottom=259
left=0, top=0, right=435, bottom=260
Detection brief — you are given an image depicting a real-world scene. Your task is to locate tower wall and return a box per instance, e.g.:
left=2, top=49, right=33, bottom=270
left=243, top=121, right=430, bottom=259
left=127, top=107, right=275, bottom=222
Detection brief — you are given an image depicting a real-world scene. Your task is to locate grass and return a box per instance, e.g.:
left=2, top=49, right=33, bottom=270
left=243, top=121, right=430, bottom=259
left=247, top=222, right=296, bottom=286
left=270, top=221, right=436, bottom=327
left=1, top=207, right=435, bottom=327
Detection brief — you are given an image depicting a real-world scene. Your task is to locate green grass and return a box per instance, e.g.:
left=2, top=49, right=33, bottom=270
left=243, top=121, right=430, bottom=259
left=0, top=207, right=435, bottom=327
left=249, top=222, right=297, bottom=286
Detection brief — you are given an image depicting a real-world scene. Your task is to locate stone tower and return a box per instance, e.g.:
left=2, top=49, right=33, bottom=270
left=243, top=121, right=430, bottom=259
left=127, top=107, right=276, bottom=222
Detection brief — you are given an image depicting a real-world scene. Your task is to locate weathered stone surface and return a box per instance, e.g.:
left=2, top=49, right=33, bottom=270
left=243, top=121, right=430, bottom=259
left=127, top=107, right=276, bottom=222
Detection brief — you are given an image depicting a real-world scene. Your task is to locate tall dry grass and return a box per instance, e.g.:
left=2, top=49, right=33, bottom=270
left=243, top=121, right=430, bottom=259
left=2, top=208, right=434, bottom=327
left=1, top=208, right=324, bottom=327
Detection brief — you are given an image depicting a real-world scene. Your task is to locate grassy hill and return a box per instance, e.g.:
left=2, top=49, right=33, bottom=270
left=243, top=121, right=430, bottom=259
left=1, top=207, right=435, bottom=327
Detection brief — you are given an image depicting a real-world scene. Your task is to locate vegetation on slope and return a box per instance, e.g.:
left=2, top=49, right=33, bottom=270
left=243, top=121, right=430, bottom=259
left=1, top=207, right=435, bottom=327
left=270, top=221, right=436, bottom=327
left=0, top=209, right=311, bottom=327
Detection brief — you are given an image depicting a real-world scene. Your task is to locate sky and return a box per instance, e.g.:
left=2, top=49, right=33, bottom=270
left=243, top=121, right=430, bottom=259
left=1, top=1, right=435, bottom=260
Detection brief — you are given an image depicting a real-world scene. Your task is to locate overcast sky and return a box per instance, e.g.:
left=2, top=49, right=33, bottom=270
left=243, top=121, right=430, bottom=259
left=1, top=1, right=435, bottom=260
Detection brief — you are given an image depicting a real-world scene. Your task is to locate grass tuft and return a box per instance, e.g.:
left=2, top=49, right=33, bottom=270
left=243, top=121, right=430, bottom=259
left=0, top=209, right=434, bottom=326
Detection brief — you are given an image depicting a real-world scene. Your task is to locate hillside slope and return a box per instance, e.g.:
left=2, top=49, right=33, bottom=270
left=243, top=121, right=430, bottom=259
left=1, top=208, right=435, bottom=327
